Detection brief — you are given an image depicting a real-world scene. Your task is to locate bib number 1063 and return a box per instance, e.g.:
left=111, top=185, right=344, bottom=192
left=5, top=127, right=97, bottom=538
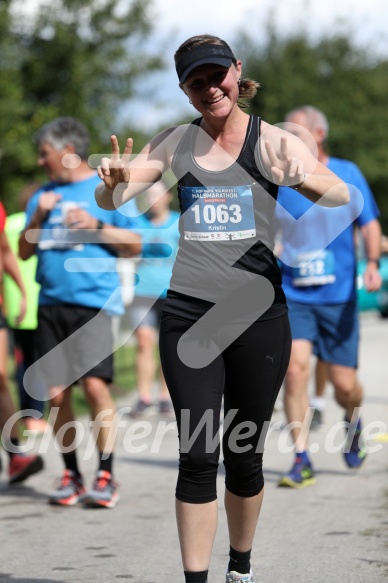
left=191, top=203, right=242, bottom=225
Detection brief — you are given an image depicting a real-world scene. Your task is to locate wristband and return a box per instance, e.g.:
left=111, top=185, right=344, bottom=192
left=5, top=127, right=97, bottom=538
left=367, top=258, right=380, bottom=269
left=292, top=173, right=306, bottom=190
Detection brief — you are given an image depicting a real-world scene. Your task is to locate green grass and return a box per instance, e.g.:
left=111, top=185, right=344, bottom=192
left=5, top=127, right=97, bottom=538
left=9, top=344, right=138, bottom=419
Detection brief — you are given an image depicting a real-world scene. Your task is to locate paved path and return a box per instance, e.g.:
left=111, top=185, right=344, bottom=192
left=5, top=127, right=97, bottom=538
left=0, top=313, right=387, bottom=583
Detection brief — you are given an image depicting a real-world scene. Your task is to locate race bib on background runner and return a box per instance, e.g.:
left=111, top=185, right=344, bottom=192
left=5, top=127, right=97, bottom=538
left=291, top=250, right=336, bottom=286
left=180, top=185, right=256, bottom=241
left=38, top=201, right=84, bottom=251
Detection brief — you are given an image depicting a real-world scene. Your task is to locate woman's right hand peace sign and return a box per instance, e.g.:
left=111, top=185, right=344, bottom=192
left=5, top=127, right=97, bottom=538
left=97, top=135, right=133, bottom=190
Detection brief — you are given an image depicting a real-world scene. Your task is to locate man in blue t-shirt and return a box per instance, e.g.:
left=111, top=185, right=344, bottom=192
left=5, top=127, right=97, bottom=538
left=275, top=106, right=382, bottom=488
left=19, top=117, right=141, bottom=508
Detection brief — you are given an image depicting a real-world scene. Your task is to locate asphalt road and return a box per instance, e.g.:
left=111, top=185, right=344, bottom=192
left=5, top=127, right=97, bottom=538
left=0, top=312, right=387, bottom=583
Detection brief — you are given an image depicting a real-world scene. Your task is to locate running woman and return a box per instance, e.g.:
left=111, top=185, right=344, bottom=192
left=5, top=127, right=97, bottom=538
left=96, top=34, right=349, bottom=583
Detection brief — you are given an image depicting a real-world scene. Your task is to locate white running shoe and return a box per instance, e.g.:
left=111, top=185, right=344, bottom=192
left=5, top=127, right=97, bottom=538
left=225, top=570, right=255, bottom=582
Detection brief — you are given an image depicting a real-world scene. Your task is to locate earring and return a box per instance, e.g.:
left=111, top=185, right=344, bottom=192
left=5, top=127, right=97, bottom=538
left=189, top=99, right=192, bottom=104
left=237, top=78, right=241, bottom=86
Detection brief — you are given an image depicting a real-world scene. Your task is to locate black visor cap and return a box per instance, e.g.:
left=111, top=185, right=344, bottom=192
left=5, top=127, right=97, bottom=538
left=176, top=44, right=235, bottom=84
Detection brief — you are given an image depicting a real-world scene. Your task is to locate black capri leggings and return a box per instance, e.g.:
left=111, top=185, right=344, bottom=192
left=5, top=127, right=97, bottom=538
left=159, top=312, right=291, bottom=504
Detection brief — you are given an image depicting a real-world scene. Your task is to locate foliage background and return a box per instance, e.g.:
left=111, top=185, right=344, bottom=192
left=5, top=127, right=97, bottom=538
left=0, top=0, right=163, bottom=209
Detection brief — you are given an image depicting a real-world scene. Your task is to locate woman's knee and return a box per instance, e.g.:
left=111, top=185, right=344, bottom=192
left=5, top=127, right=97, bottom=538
left=176, top=450, right=219, bottom=503
left=224, top=452, right=264, bottom=497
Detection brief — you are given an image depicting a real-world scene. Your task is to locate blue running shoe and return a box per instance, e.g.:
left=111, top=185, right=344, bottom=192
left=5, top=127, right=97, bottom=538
left=343, top=417, right=367, bottom=469
left=278, top=456, right=316, bottom=488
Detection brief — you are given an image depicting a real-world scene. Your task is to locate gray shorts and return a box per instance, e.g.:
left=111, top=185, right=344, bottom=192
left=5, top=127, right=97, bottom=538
left=129, top=297, right=165, bottom=330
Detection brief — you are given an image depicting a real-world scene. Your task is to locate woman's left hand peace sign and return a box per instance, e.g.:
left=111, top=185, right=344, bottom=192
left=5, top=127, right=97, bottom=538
left=265, top=136, right=305, bottom=187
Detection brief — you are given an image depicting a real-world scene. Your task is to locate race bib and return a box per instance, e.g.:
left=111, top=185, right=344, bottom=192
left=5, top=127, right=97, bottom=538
left=180, top=185, right=256, bottom=241
left=38, top=207, right=84, bottom=251
left=291, top=250, right=336, bottom=286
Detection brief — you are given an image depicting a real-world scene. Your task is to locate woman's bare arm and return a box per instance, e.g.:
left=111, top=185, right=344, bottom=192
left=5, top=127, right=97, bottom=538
left=260, top=123, right=350, bottom=207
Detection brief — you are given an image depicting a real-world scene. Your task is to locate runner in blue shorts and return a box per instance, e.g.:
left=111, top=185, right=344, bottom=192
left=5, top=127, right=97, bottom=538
left=275, top=106, right=382, bottom=488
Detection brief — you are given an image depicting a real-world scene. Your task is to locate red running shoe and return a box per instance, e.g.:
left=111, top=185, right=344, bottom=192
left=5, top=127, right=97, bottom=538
left=9, top=453, right=44, bottom=484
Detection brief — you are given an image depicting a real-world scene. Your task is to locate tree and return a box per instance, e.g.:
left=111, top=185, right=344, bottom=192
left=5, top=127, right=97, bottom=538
left=0, top=0, right=163, bottom=212
left=236, top=25, right=388, bottom=232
